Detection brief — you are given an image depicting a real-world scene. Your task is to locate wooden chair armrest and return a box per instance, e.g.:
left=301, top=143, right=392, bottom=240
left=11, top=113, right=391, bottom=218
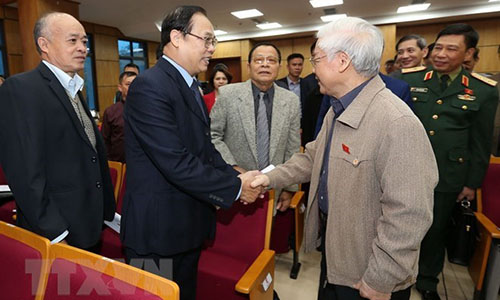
left=475, top=212, right=500, bottom=239
left=235, top=249, right=275, bottom=294
left=289, top=191, right=305, bottom=209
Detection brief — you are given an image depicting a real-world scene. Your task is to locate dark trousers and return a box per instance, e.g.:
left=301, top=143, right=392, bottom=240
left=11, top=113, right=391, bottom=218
left=417, top=191, right=458, bottom=291
left=318, top=213, right=411, bottom=300
left=125, top=247, right=201, bottom=300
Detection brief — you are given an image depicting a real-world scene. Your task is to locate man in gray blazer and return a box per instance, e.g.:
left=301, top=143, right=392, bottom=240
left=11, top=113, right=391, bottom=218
left=210, top=42, right=301, bottom=211
left=251, top=17, right=438, bottom=300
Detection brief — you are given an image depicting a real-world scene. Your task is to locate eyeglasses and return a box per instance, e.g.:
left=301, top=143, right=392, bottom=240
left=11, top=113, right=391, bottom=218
left=252, top=56, right=279, bottom=65
left=309, top=55, right=327, bottom=67
left=185, top=32, right=218, bottom=48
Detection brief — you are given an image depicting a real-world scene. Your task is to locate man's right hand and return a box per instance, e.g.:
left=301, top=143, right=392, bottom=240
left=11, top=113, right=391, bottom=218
left=238, top=170, right=263, bottom=204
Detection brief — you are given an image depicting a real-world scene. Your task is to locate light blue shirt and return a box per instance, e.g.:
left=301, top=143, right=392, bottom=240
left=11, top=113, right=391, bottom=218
left=162, top=55, right=195, bottom=88
left=162, top=55, right=243, bottom=201
left=287, top=76, right=301, bottom=98
left=42, top=60, right=84, bottom=98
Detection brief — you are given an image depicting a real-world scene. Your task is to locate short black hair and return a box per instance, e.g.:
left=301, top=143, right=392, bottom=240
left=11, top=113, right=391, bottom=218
left=436, top=23, right=479, bottom=49
left=118, top=71, right=137, bottom=84
left=160, top=6, right=207, bottom=50
left=208, top=65, right=233, bottom=89
left=123, top=62, right=139, bottom=73
left=248, top=42, right=281, bottom=64
left=385, top=59, right=395, bottom=65
left=396, top=34, right=426, bottom=51
left=287, top=53, right=304, bottom=63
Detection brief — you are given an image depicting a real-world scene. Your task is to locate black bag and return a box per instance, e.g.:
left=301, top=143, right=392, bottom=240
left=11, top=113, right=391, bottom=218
left=447, top=199, right=478, bottom=266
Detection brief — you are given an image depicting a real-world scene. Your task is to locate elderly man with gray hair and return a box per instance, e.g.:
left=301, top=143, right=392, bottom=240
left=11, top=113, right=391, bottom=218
left=251, top=17, right=438, bottom=300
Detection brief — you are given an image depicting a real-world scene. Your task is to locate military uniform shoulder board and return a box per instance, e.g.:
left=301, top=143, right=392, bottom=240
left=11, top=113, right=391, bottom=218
left=401, top=66, right=427, bottom=74
left=471, top=72, right=498, bottom=86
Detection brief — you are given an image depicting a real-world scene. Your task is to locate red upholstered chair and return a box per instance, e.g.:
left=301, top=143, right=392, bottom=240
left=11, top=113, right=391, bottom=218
left=196, top=190, right=276, bottom=300
left=0, top=220, right=51, bottom=300
left=44, top=243, right=179, bottom=299
left=108, top=161, right=124, bottom=201
left=99, top=164, right=126, bottom=260
left=469, top=156, right=500, bottom=296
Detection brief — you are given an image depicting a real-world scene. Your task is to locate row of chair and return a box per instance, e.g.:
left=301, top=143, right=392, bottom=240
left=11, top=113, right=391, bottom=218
left=104, top=161, right=299, bottom=300
left=0, top=220, right=179, bottom=299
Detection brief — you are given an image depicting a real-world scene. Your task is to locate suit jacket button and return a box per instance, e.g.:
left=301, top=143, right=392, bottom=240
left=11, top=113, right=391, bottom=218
left=432, top=114, right=439, bottom=120
left=96, top=181, right=102, bottom=188
left=458, top=157, right=464, bottom=163
left=412, top=97, right=417, bottom=102
left=436, top=99, right=443, bottom=105
left=429, top=130, right=435, bottom=136
left=205, top=131, right=209, bottom=136
left=91, top=156, right=97, bottom=163
left=462, top=105, right=468, bottom=110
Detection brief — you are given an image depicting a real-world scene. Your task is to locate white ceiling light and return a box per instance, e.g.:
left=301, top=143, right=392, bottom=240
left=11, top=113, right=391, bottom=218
left=214, top=30, right=228, bottom=35
left=321, top=14, right=347, bottom=22
left=155, top=21, right=162, bottom=32
left=397, top=3, right=431, bottom=13
left=256, top=22, right=282, bottom=30
left=489, top=0, right=500, bottom=2
left=309, top=0, right=343, bottom=8
left=231, top=9, right=264, bottom=19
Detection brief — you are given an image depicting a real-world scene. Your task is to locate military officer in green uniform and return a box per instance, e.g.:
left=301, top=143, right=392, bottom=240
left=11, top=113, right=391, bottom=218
left=400, top=24, right=498, bottom=300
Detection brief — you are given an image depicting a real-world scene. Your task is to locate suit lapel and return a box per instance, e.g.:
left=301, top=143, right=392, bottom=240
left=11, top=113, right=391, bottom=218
left=426, top=72, right=442, bottom=97
left=269, top=85, right=286, bottom=161
left=237, top=81, right=259, bottom=163
left=38, top=64, right=95, bottom=150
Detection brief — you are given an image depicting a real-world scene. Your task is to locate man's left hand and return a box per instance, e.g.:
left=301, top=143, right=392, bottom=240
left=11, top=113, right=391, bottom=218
left=353, top=280, right=390, bottom=300
left=457, top=186, right=475, bottom=201
left=277, top=190, right=293, bottom=212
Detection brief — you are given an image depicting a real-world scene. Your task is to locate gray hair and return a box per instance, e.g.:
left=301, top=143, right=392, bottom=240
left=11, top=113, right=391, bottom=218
left=33, top=12, right=69, bottom=54
left=317, top=17, right=383, bottom=77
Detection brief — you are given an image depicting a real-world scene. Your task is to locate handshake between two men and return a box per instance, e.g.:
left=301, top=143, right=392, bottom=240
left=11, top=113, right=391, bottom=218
left=236, top=169, right=272, bottom=205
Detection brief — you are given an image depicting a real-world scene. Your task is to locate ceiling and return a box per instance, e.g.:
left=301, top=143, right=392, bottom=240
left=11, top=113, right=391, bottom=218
left=78, top=0, right=500, bottom=42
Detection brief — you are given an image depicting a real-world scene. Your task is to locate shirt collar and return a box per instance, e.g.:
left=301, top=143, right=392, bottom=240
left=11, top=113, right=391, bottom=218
left=331, top=77, right=373, bottom=112
left=287, top=76, right=300, bottom=85
left=437, top=66, right=462, bottom=83
left=251, top=82, right=275, bottom=101
left=42, top=60, right=84, bottom=98
left=163, top=55, right=195, bottom=88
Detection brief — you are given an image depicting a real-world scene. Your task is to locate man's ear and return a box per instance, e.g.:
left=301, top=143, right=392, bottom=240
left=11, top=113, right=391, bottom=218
left=170, top=30, right=182, bottom=48
left=38, top=37, right=49, bottom=53
left=338, top=52, right=352, bottom=73
left=464, top=47, right=475, bottom=62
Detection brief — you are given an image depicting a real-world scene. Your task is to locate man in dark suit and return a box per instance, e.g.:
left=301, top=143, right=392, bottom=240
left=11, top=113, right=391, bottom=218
left=0, top=12, right=115, bottom=249
left=276, top=53, right=307, bottom=115
left=121, top=6, right=261, bottom=300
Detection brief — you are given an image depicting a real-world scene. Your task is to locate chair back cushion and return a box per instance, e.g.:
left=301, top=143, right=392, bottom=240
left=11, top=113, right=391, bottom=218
left=0, top=234, right=42, bottom=300
left=481, top=162, right=500, bottom=227
left=109, top=168, right=118, bottom=193
left=205, top=192, right=269, bottom=263
left=44, top=258, right=162, bottom=299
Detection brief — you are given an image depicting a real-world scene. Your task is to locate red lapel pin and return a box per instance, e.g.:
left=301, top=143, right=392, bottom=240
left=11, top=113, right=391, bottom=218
left=342, top=143, right=350, bottom=154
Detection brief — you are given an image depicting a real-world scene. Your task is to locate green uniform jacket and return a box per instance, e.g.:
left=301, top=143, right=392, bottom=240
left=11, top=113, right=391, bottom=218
left=401, top=66, right=498, bottom=192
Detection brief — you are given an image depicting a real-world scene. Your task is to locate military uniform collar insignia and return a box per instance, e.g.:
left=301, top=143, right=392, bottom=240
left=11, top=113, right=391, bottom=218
left=461, top=75, right=469, bottom=87
left=424, top=70, right=433, bottom=81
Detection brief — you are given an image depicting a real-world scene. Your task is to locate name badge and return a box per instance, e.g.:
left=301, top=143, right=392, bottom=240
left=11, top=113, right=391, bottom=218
left=457, top=94, right=476, bottom=101
left=410, top=87, right=428, bottom=93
